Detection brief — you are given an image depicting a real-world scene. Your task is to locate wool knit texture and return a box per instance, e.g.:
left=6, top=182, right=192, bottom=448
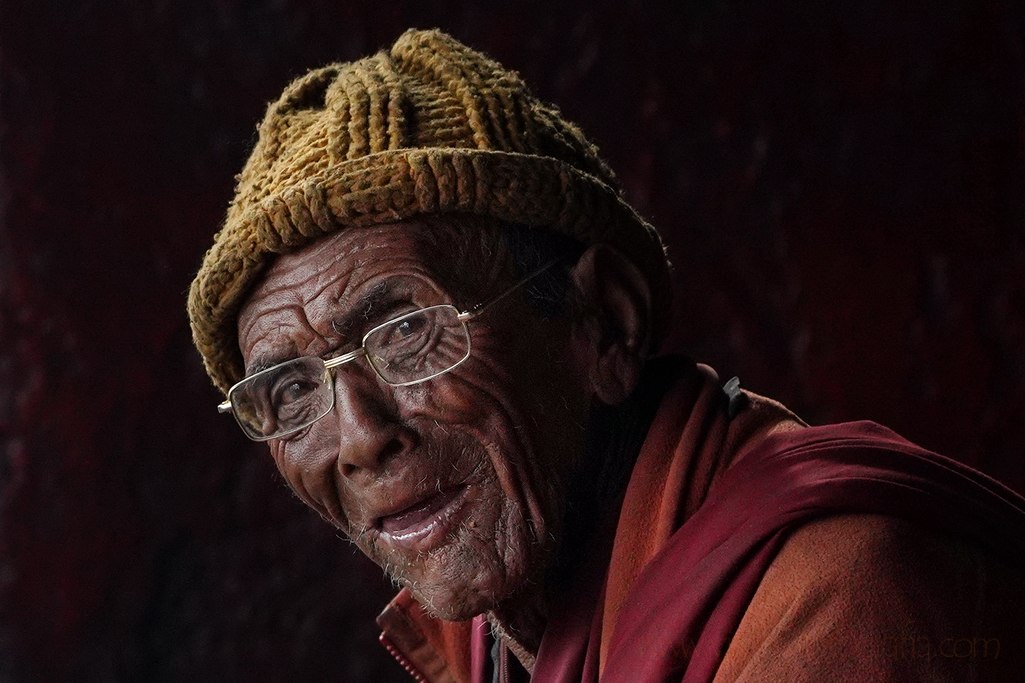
left=188, top=28, right=673, bottom=395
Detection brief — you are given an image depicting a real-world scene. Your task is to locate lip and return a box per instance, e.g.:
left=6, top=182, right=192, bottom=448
left=374, top=485, right=470, bottom=550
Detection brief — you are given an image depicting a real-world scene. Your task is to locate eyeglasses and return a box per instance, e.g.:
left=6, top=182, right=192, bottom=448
left=217, top=260, right=559, bottom=441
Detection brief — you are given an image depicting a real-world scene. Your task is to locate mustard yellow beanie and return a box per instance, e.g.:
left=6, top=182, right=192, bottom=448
left=188, top=28, right=672, bottom=395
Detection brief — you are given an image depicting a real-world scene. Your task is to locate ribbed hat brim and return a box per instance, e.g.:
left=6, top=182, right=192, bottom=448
left=188, top=147, right=672, bottom=395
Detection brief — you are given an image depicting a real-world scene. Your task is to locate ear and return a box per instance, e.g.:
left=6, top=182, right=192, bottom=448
left=570, top=244, right=653, bottom=405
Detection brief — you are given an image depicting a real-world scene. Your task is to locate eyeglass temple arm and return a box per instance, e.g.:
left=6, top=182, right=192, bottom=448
left=457, top=259, right=560, bottom=322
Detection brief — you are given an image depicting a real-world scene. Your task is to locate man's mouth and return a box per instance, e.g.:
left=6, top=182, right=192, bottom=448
left=374, top=485, right=469, bottom=549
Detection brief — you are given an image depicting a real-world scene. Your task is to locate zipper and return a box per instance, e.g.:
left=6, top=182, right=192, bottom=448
left=380, top=633, right=429, bottom=683
left=498, top=640, right=510, bottom=683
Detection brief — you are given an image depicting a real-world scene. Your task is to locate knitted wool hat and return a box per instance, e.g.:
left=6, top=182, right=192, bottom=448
left=189, top=28, right=672, bottom=395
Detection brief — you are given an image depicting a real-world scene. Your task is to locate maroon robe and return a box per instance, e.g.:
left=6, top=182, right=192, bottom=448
left=379, top=360, right=1025, bottom=682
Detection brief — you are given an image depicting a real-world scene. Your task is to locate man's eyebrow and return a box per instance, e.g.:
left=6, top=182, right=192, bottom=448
left=246, top=351, right=296, bottom=376
left=330, top=280, right=395, bottom=341
left=242, top=282, right=398, bottom=377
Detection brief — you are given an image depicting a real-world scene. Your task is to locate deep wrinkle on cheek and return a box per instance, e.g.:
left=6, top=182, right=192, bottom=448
left=267, top=427, right=353, bottom=528
left=429, top=367, right=548, bottom=534
left=460, top=341, right=584, bottom=553
left=270, top=442, right=321, bottom=512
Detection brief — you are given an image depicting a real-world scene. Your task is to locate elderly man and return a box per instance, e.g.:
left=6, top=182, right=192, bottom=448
left=189, top=29, right=1025, bottom=682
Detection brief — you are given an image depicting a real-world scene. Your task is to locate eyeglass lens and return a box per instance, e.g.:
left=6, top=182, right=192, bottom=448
left=229, top=356, right=335, bottom=440
left=364, top=305, right=470, bottom=385
left=229, top=305, right=471, bottom=440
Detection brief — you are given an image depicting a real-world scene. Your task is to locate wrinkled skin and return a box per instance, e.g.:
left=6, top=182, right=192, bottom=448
left=236, top=221, right=594, bottom=623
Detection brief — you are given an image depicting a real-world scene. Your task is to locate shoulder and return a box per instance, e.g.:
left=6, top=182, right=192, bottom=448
left=714, top=513, right=1025, bottom=682
left=760, top=513, right=961, bottom=591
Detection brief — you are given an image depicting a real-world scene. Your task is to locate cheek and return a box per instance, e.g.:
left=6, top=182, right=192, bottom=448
left=409, top=368, right=568, bottom=538
left=266, top=431, right=354, bottom=525
left=402, top=368, right=494, bottom=420
left=402, top=344, right=522, bottom=439
left=408, top=373, right=531, bottom=486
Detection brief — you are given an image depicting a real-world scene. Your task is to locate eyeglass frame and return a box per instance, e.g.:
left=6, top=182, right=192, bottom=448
left=216, top=259, right=561, bottom=440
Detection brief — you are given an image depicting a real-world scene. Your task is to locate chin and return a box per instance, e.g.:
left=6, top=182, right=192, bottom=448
left=409, top=582, right=489, bottom=622
left=389, top=503, right=547, bottom=622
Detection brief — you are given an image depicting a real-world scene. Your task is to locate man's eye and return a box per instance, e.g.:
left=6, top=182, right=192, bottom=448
left=395, top=316, right=428, bottom=339
left=275, top=379, right=318, bottom=406
left=286, top=381, right=312, bottom=399
left=378, top=312, right=431, bottom=347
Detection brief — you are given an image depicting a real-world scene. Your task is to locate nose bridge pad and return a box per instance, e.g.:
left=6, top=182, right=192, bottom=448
left=329, top=362, right=403, bottom=476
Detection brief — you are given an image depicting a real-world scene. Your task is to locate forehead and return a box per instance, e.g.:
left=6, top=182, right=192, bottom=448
left=266, top=220, right=437, bottom=284
left=236, top=220, right=450, bottom=362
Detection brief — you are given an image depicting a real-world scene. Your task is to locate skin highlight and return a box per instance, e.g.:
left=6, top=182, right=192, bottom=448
left=235, top=219, right=652, bottom=669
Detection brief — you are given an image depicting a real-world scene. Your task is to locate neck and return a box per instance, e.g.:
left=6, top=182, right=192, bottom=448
left=486, top=600, right=545, bottom=672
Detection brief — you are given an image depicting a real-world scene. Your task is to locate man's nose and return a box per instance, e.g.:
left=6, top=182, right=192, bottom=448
left=330, top=368, right=416, bottom=478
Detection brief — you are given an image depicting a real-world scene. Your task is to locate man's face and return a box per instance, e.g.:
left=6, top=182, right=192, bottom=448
left=236, top=221, right=591, bottom=619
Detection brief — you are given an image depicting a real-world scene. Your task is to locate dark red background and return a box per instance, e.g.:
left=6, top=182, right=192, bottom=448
left=2, top=1, right=1023, bottom=680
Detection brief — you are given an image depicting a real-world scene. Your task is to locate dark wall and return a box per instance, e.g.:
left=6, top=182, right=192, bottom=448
left=2, top=1, right=1023, bottom=679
